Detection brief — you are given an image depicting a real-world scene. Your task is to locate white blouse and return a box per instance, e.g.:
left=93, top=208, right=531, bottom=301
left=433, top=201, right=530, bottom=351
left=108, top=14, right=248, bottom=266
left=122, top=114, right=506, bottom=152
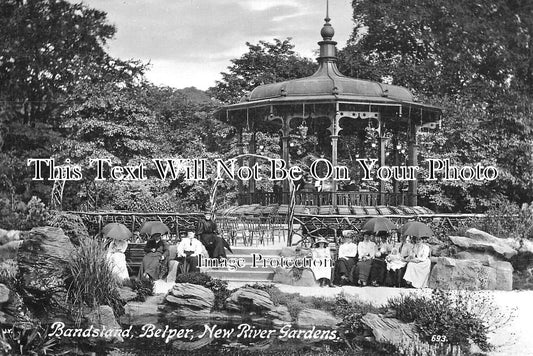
left=338, top=242, right=358, bottom=259
left=357, top=240, right=377, bottom=259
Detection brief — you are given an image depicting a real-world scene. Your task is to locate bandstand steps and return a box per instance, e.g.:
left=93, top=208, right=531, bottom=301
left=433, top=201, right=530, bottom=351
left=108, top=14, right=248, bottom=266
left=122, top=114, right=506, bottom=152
left=203, top=246, right=283, bottom=282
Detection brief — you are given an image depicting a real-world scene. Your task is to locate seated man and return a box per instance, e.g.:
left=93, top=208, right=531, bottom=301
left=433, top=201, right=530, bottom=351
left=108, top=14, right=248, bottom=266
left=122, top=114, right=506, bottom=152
left=176, top=231, right=204, bottom=274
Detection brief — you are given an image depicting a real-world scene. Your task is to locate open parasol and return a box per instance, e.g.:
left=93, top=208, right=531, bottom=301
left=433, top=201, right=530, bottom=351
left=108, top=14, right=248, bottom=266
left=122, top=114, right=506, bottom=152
left=362, top=217, right=397, bottom=234
left=101, top=223, right=132, bottom=241
left=139, top=221, right=170, bottom=236
left=399, top=221, right=434, bottom=238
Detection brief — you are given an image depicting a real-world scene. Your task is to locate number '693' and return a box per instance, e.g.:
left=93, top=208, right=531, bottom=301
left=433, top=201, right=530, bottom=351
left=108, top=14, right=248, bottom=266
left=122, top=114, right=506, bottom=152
left=431, top=335, right=448, bottom=342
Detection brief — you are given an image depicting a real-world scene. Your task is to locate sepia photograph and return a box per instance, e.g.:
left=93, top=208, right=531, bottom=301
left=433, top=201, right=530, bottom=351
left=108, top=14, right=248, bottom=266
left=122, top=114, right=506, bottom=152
left=1, top=0, right=532, bottom=355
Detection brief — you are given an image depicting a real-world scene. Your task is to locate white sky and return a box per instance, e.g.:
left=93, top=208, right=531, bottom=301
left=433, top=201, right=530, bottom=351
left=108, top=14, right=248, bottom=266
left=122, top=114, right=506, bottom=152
left=78, top=0, right=354, bottom=90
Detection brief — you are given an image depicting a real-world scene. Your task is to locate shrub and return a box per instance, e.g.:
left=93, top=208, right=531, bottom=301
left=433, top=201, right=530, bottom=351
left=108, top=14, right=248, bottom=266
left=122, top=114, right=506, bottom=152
left=387, top=290, right=493, bottom=351
left=48, top=211, right=89, bottom=245
left=0, top=322, right=60, bottom=356
left=336, top=295, right=385, bottom=336
left=0, top=259, right=18, bottom=288
left=129, top=278, right=154, bottom=302
left=65, top=237, right=124, bottom=324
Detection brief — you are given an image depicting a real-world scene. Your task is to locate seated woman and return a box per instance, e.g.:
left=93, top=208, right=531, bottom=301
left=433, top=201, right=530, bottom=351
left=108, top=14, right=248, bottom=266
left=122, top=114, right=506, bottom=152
left=351, top=233, right=377, bottom=286
left=311, top=238, right=334, bottom=287
left=107, top=237, right=129, bottom=283
left=369, top=232, right=393, bottom=286
left=333, top=231, right=358, bottom=285
left=138, top=233, right=167, bottom=281
left=385, top=234, right=412, bottom=287
left=403, top=235, right=431, bottom=288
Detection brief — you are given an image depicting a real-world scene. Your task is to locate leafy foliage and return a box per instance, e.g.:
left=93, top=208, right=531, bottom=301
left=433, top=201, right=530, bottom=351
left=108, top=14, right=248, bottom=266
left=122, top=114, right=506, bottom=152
left=129, top=278, right=154, bottom=302
left=387, top=290, right=495, bottom=351
left=339, top=0, right=533, bottom=211
left=209, top=38, right=317, bottom=104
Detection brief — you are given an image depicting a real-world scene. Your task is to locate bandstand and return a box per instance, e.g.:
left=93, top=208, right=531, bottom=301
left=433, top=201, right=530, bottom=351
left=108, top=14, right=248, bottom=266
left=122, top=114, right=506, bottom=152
left=222, top=15, right=442, bottom=214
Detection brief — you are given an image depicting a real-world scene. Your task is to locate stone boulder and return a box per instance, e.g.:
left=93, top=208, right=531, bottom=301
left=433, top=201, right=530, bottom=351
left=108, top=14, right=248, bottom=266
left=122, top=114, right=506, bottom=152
left=0, top=229, right=21, bottom=245
left=166, top=283, right=214, bottom=310
left=429, top=257, right=512, bottom=291
left=120, top=295, right=165, bottom=325
left=266, top=305, right=292, bottom=325
left=0, top=241, right=23, bottom=261
left=17, top=227, right=75, bottom=306
left=448, top=228, right=517, bottom=260
left=117, top=287, right=138, bottom=302
left=0, top=284, right=9, bottom=304
left=225, top=287, right=274, bottom=312
left=86, top=305, right=123, bottom=343
left=296, top=308, right=340, bottom=328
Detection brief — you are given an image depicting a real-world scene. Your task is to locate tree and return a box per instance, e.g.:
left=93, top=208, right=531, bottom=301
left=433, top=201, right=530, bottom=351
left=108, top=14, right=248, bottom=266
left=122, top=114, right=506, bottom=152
left=339, top=0, right=533, bottom=211
left=209, top=38, right=317, bottom=103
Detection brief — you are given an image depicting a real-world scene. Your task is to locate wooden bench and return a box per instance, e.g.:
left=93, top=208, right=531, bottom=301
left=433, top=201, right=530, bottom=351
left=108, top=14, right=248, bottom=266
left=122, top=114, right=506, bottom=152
left=125, top=243, right=146, bottom=276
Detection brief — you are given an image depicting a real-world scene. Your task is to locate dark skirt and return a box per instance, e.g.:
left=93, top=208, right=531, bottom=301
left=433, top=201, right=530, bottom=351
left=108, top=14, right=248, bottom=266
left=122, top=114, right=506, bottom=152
left=201, top=233, right=227, bottom=259
left=138, top=252, right=162, bottom=280
left=369, top=258, right=387, bottom=285
left=334, top=257, right=356, bottom=284
left=352, top=259, right=373, bottom=284
left=385, top=265, right=408, bottom=287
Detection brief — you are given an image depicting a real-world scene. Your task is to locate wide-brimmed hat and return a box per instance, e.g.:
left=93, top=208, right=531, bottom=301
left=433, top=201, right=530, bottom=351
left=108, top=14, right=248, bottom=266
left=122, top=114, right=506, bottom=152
left=314, top=238, right=329, bottom=246
left=341, top=230, right=356, bottom=238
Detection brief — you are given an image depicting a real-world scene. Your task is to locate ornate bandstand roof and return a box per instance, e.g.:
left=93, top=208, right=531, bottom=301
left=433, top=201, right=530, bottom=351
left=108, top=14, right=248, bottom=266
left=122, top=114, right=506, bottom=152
left=225, top=16, right=441, bottom=124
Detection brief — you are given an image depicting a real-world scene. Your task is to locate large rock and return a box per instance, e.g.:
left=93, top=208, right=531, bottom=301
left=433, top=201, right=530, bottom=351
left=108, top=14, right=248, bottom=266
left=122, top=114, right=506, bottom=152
left=0, top=229, right=21, bottom=245
left=225, top=287, right=274, bottom=312
left=429, top=257, right=512, bottom=291
left=266, top=305, right=292, bottom=324
left=86, top=305, right=123, bottom=343
left=296, top=308, right=340, bottom=328
left=166, top=283, right=214, bottom=310
left=120, top=295, right=165, bottom=325
left=490, top=260, right=513, bottom=291
left=0, top=284, right=9, bottom=304
left=17, top=227, right=75, bottom=305
left=117, top=287, right=138, bottom=302
left=448, top=228, right=518, bottom=260
left=0, top=241, right=23, bottom=261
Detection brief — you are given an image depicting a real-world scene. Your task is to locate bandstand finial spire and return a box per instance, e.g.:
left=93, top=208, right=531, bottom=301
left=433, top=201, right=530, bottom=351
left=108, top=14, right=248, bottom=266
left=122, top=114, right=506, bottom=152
left=326, top=0, right=329, bottom=21
left=320, top=0, right=335, bottom=41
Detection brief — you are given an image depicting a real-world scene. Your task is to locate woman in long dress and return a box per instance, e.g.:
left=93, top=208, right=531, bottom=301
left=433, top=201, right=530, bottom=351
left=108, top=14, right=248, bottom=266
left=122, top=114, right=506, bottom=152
left=311, top=238, right=333, bottom=287
left=107, top=238, right=129, bottom=282
left=138, top=233, right=167, bottom=281
left=369, top=232, right=393, bottom=286
left=403, top=236, right=431, bottom=288
left=385, top=234, right=413, bottom=287
left=352, top=233, right=377, bottom=286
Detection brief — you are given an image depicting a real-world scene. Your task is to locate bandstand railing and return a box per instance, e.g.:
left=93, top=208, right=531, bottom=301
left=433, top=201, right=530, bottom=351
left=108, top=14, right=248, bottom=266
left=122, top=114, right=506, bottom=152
left=237, top=191, right=409, bottom=206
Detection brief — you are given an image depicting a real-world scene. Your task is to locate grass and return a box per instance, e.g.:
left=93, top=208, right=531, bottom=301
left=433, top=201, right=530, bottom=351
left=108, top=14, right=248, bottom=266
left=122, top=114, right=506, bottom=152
left=65, top=237, right=124, bottom=325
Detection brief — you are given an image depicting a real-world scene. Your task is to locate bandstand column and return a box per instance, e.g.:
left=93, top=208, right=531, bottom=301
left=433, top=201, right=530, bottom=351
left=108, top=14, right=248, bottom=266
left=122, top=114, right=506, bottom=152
left=379, top=136, right=387, bottom=205
left=248, top=131, right=257, bottom=202
left=407, top=137, right=418, bottom=207
left=281, top=117, right=291, bottom=204
left=237, top=129, right=245, bottom=204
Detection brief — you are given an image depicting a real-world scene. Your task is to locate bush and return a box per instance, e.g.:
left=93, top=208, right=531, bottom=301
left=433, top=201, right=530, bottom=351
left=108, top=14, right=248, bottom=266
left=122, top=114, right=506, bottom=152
left=0, top=196, right=50, bottom=230
left=65, top=237, right=124, bottom=324
left=0, top=259, right=18, bottom=288
left=129, top=278, right=154, bottom=302
left=175, top=272, right=230, bottom=310
left=48, top=211, right=89, bottom=245
left=387, top=290, right=492, bottom=351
